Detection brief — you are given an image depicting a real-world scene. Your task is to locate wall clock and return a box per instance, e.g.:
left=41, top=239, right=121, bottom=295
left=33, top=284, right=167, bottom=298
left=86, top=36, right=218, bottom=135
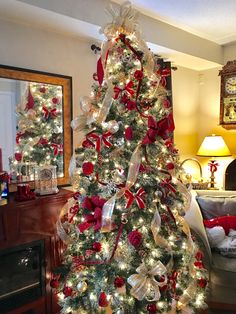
left=219, top=60, right=236, bottom=129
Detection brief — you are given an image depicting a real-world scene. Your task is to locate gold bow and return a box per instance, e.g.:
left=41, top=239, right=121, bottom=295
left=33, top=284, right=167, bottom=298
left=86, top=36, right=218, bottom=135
left=127, top=261, right=167, bottom=301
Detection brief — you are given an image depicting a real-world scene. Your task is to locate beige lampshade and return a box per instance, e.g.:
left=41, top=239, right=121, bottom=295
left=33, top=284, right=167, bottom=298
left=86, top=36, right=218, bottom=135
left=197, top=134, right=231, bottom=157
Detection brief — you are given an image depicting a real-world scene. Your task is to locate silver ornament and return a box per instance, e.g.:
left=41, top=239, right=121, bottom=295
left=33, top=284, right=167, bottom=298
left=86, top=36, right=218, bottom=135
left=116, top=310, right=124, bottom=314
left=107, top=120, right=119, bottom=134
left=77, top=281, right=87, bottom=292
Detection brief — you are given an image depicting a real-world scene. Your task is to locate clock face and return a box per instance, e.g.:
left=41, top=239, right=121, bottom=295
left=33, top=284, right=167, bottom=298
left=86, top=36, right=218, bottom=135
left=39, top=168, right=52, bottom=180
left=225, top=76, right=236, bottom=94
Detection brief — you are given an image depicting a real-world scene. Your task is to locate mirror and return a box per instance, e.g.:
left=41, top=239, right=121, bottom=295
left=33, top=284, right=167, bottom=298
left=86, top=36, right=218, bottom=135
left=0, top=64, right=72, bottom=189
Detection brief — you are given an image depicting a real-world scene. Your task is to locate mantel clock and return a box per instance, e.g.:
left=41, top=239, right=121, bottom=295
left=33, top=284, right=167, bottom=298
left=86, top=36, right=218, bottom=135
left=219, top=60, right=236, bottom=129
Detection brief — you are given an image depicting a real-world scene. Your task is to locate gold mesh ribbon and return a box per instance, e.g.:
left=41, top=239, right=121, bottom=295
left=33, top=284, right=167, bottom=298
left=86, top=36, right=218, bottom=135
left=101, top=144, right=142, bottom=232
left=127, top=261, right=167, bottom=301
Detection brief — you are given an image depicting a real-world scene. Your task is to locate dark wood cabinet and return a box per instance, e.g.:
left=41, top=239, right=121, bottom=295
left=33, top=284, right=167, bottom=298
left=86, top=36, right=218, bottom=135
left=0, top=188, right=73, bottom=314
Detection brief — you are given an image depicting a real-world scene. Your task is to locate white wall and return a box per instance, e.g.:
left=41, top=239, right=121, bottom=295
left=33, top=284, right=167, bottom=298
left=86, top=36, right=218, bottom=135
left=223, top=42, right=236, bottom=64
left=172, top=66, right=199, bottom=159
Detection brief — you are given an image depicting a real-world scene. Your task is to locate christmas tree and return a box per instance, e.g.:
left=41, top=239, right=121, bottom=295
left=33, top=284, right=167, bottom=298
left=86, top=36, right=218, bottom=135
left=54, top=2, right=208, bottom=313
left=12, top=82, right=63, bottom=178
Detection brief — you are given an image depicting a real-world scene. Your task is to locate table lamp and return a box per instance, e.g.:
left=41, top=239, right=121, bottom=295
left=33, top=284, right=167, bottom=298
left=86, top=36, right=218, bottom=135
left=197, top=134, right=231, bottom=189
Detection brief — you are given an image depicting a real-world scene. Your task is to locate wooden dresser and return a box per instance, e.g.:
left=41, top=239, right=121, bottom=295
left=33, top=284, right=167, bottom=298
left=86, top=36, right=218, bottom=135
left=0, top=188, right=73, bottom=314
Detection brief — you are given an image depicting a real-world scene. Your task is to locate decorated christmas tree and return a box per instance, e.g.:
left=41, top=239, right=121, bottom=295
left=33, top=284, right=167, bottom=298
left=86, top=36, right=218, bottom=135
left=53, top=2, right=208, bottom=313
left=12, top=81, right=63, bottom=178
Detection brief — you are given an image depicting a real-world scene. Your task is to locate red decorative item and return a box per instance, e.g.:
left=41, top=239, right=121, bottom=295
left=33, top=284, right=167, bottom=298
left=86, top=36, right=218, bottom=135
left=128, top=230, right=143, bottom=248
left=50, top=278, right=60, bottom=289
left=147, top=303, right=157, bottom=313
left=97, top=57, right=105, bottom=86
left=63, top=286, right=73, bottom=297
left=82, top=162, right=94, bottom=176
left=98, top=292, right=109, bottom=307
left=125, top=188, right=146, bottom=209
left=51, top=143, right=63, bottom=156
left=142, top=114, right=175, bottom=145
left=114, top=277, right=125, bottom=288
left=125, top=126, right=133, bottom=140
left=52, top=97, right=59, bottom=104
left=204, top=216, right=236, bottom=235
left=195, top=250, right=204, bottom=261
left=198, top=278, right=207, bottom=288
left=86, top=132, right=112, bottom=152
left=126, top=99, right=136, bottom=110
left=82, top=139, right=94, bottom=148
left=42, top=106, right=57, bottom=119
left=134, top=69, right=144, bottom=80
left=78, top=196, right=106, bottom=233
left=163, top=99, right=171, bottom=108
left=15, top=152, right=22, bottom=162
left=39, top=86, right=46, bottom=93
left=92, top=242, right=102, bottom=252
left=113, top=81, right=135, bottom=99
left=166, top=162, right=175, bottom=170
left=24, top=87, right=35, bottom=111
left=15, top=183, right=35, bottom=201
left=38, top=138, right=49, bottom=146
left=16, top=131, right=25, bottom=144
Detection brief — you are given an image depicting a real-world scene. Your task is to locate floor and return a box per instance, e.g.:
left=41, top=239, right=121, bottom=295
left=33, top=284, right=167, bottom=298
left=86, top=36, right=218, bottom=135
left=208, top=309, right=236, bottom=314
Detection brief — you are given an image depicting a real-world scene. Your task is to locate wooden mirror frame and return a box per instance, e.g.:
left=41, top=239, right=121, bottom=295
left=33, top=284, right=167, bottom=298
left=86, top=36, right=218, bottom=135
left=0, top=64, right=72, bottom=188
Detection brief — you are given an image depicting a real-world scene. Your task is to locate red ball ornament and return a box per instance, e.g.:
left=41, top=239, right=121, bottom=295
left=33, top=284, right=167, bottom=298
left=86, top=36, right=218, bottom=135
left=134, top=69, right=144, bottom=80
left=82, top=162, right=94, bottom=176
left=166, top=162, right=175, bottom=170
left=98, top=292, right=109, bottom=307
left=198, top=278, right=207, bottom=288
left=50, top=278, right=60, bottom=289
left=39, top=86, right=46, bottom=93
left=63, top=286, right=73, bottom=297
left=147, top=303, right=157, bottom=313
left=114, top=277, right=125, bottom=288
left=92, top=242, right=102, bottom=252
left=126, top=100, right=136, bottom=110
left=15, top=152, right=22, bottom=161
left=52, top=97, right=59, bottom=104
left=128, top=230, right=143, bottom=248
left=125, top=126, right=133, bottom=141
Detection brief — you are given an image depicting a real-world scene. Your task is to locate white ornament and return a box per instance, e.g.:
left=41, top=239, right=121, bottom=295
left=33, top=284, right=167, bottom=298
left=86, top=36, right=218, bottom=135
left=80, top=96, right=91, bottom=113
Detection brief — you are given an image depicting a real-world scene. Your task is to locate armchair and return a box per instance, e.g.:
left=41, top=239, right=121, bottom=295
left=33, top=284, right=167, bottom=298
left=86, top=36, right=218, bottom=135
left=185, top=190, right=236, bottom=310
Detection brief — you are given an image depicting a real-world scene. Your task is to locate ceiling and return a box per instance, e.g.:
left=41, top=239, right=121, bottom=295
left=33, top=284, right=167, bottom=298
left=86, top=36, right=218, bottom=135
left=0, top=0, right=234, bottom=70
left=115, top=0, right=236, bottom=45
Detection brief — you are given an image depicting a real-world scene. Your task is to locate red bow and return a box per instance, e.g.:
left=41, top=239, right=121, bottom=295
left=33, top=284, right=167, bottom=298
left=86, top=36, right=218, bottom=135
left=125, top=188, right=146, bottom=209
left=142, top=113, right=175, bottom=145
left=78, top=207, right=102, bottom=233
left=113, top=81, right=135, bottom=100
left=208, top=160, right=218, bottom=173
left=160, top=179, right=177, bottom=195
left=87, top=132, right=112, bottom=152
left=51, top=143, right=63, bottom=156
left=16, top=132, right=25, bottom=144
left=42, top=106, right=57, bottom=119
left=69, top=205, right=79, bottom=223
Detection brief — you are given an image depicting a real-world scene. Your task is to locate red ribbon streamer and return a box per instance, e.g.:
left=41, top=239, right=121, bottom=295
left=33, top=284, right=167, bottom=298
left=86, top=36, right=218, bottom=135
left=16, top=131, right=25, bottom=144
left=125, top=188, right=146, bottom=209
left=69, top=205, right=79, bottom=223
